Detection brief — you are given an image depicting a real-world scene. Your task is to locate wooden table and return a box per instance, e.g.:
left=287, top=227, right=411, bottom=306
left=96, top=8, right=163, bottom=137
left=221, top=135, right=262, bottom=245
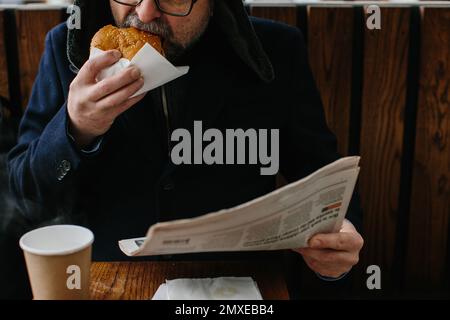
left=90, top=261, right=290, bottom=300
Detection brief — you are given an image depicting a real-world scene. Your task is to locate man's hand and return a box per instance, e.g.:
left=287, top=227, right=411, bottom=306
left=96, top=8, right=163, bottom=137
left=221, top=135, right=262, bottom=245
left=293, top=219, right=364, bottom=278
left=67, top=50, right=146, bottom=149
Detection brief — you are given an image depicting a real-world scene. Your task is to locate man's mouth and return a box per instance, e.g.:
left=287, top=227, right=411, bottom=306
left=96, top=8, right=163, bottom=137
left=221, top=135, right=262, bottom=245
left=133, top=26, right=167, bottom=50
left=133, top=26, right=167, bottom=42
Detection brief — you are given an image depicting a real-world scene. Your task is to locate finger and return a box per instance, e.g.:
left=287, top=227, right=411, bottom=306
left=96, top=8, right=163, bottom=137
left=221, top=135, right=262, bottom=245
left=97, top=77, right=144, bottom=110
left=302, top=256, right=336, bottom=277
left=303, top=256, right=350, bottom=278
left=78, top=50, right=122, bottom=83
left=340, top=219, right=357, bottom=233
left=302, top=255, right=319, bottom=272
left=115, top=92, right=147, bottom=114
left=309, top=232, right=361, bottom=251
left=89, top=66, right=142, bottom=101
left=299, top=247, right=358, bottom=266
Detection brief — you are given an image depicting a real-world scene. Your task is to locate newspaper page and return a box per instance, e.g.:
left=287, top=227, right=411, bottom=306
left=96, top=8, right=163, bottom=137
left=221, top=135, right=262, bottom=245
left=119, top=156, right=361, bottom=257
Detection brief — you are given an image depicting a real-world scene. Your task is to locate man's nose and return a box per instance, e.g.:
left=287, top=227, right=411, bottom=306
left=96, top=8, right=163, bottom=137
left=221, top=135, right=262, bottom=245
left=135, top=0, right=162, bottom=23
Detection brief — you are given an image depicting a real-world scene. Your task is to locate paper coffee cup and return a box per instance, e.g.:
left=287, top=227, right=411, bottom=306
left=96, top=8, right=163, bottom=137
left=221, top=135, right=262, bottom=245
left=19, top=225, right=94, bottom=300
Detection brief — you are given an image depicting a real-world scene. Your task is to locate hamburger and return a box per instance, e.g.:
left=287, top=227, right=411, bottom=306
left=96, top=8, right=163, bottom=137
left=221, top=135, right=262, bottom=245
left=91, top=25, right=164, bottom=60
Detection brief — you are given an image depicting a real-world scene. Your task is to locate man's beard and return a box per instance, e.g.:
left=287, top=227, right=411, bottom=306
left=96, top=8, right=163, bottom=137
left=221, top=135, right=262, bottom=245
left=116, top=12, right=210, bottom=62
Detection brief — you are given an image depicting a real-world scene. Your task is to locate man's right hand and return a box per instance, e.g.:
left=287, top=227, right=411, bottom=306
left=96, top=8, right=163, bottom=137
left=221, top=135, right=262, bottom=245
left=67, top=50, right=146, bottom=149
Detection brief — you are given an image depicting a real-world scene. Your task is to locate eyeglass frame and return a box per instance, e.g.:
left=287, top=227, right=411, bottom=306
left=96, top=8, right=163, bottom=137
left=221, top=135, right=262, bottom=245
left=112, top=0, right=199, bottom=17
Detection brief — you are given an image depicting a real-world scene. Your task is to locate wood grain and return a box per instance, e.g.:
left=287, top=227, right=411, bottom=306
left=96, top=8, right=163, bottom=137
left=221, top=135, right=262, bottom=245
left=308, top=7, right=354, bottom=156
left=90, top=261, right=290, bottom=300
left=0, top=10, right=9, bottom=100
left=250, top=6, right=298, bottom=26
left=358, top=8, right=411, bottom=291
left=15, top=9, right=64, bottom=109
left=405, top=8, right=450, bottom=291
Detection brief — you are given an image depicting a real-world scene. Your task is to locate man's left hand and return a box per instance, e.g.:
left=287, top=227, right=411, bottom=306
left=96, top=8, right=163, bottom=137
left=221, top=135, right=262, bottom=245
left=293, top=219, right=364, bottom=278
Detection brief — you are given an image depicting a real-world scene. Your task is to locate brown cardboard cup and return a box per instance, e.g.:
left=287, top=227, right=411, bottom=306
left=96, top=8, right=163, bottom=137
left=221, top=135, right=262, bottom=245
left=19, top=225, right=94, bottom=300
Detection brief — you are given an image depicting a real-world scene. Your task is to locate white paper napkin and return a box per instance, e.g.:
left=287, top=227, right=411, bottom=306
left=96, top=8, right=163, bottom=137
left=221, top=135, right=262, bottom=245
left=152, top=283, right=169, bottom=300
left=152, top=277, right=263, bottom=300
left=89, top=43, right=189, bottom=97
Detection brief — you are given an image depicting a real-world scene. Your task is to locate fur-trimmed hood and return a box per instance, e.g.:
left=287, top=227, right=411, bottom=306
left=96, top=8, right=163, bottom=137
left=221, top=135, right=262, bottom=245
left=67, top=0, right=274, bottom=82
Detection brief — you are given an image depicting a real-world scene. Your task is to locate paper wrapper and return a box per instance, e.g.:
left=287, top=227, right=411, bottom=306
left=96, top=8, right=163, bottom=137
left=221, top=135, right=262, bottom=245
left=89, top=43, right=189, bottom=97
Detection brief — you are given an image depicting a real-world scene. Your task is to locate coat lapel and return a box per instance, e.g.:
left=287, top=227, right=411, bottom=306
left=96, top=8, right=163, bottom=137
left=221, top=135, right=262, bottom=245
left=116, top=91, right=163, bottom=162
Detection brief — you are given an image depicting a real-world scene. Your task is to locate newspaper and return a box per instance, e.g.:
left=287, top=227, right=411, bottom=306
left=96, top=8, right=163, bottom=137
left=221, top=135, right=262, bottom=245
left=119, top=156, right=361, bottom=257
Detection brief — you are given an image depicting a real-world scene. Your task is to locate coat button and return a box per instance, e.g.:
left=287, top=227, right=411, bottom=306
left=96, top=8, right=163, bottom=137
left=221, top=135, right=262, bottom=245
left=57, top=160, right=71, bottom=181
left=61, top=160, right=71, bottom=172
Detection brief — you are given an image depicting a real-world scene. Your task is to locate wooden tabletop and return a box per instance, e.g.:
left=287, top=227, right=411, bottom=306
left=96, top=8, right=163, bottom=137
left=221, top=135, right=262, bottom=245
left=90, top=261, right=290, bottom=300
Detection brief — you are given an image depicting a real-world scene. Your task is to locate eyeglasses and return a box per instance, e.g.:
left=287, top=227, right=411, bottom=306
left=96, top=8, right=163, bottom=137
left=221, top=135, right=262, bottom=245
left=112, top=0, right=198, bottom=17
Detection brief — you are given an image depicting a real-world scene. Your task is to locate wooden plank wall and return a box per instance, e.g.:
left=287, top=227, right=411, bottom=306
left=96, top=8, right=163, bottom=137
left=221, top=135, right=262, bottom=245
left=359, top=7, right=411, bottom=293
left=0, top=5, right=448, bottom=297
left=14, top=10, right=65, bottom=109
left=405, top=8, right=450, bottom=293
left=308, top=7, right=354, bottom=156
left=0, top=10, right=8, bottom=102
left=251, top=6, right=298, bottom=26
left=250, top=5, right=450, bottom=297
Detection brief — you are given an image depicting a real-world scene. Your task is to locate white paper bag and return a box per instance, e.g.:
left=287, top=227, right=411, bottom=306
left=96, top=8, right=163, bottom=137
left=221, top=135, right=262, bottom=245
left=152, top=277, right=263, bottom=300
left=89, top=43, right=189, bottom=97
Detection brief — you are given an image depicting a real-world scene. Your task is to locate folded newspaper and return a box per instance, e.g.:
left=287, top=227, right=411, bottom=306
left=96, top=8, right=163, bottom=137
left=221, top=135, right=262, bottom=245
left=119, top=156, right=361, bottom=256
